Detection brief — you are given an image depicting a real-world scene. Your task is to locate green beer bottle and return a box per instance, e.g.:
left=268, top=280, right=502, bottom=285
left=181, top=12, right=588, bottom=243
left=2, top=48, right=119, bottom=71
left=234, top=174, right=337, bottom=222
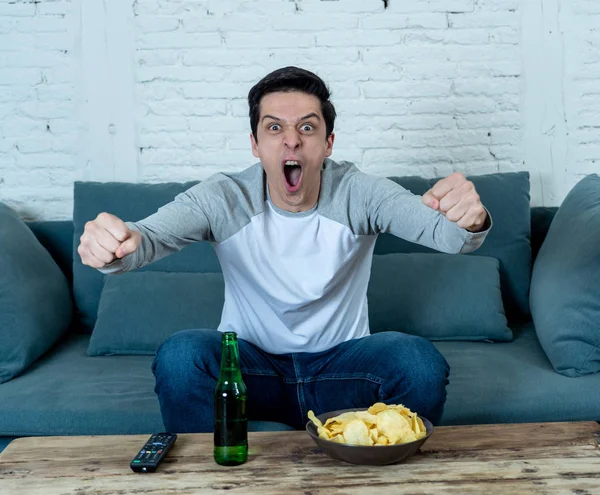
left=214, top=331, right=248, bottom=466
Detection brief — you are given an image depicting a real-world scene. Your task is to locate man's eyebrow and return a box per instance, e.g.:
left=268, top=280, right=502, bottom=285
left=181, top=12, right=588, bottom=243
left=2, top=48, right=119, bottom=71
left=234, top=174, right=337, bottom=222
left=299, top=112, right=321, bottom=122
left=261, top=113, right=322, bottom=123
left=261, top=114, right=281, bottom=122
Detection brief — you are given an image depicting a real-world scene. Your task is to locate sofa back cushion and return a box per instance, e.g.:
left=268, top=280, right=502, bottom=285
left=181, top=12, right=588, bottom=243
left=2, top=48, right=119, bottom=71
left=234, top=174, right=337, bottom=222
left=0, top=203, right=73, bottom=383
left=88, top=272, right=225, bottom=355
left=72, top=181, right=222, bottom=332
left=28, top=221, right=75, bottom=283
left=375, top=172, right=531, bottom=320
left=530, top=174, right=600, bottom=377
left=368, top=253, right=511, bottom=341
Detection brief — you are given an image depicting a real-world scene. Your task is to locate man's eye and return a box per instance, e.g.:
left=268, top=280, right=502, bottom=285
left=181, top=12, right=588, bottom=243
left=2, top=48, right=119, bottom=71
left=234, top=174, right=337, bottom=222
left=300, top=124, right=314, bottom=132
left=269, top=124, right=281, bottom=131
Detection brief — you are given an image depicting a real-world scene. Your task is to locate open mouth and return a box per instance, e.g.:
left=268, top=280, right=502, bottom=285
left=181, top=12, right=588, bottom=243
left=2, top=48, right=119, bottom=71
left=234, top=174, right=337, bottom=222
left=282, top=159, right=303, bottom=192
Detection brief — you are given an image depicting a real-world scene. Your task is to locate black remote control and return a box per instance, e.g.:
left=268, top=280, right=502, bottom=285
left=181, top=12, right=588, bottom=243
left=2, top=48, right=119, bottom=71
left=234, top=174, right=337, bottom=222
left=130, top=432, right=177, bottom=473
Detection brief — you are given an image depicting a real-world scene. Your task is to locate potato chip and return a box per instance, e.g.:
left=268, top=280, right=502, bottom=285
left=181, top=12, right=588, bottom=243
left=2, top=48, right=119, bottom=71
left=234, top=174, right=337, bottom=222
left=416, top=416, right=425, bottom=436
left=376, top=409, right=412, bottom=444
left=307, top=410, right=323, bottom=428
left=367, top=402, right=388, bottom=415
left=403, top=429, right=418, bottom=443
left=324, top=411, right=360, bottom=427
left=308, top=410, right=332, bottom=439
left=354, top=411, right=377, bottom=427
left=369, top=427, right=379, bottom=443
left=376, top=434, right=389, bottom=445
left=317, top=428, right=331, bottom=439
left=411, top=413, right=419, bottom=434
left=329, top=424, right=345, bottom=435
left=342, top=419, right=371, bottom=446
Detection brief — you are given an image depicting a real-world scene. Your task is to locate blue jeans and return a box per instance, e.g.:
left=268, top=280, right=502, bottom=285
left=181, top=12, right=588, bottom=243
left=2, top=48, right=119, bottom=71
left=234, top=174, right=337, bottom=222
left=151, top=329, right=450, bottom=432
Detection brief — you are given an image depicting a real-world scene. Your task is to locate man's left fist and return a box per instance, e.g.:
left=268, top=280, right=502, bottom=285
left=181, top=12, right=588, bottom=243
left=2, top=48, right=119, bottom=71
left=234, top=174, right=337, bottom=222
left=422, top=172, right=488, bottom=232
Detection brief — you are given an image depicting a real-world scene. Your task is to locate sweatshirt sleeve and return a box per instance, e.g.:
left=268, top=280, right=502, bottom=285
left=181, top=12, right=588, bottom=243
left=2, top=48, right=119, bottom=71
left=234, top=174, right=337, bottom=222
left=98, top=181, right=219, bottom=275
left=358, top=172, right=492, bottom=254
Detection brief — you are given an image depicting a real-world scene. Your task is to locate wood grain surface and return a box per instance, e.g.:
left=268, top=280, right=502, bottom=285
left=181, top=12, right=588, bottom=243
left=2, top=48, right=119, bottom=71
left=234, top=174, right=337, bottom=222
left=1, top=421, right=599, bottom=494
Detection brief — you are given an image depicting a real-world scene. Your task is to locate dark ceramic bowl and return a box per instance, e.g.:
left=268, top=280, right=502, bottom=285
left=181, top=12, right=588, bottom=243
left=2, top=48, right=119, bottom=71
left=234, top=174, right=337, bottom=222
left=306, top=408, right=434, bottom=465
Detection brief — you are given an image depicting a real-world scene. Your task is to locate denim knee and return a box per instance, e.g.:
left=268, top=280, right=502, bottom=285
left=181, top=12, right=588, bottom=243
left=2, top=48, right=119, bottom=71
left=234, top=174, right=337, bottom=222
left=151, top=329, right=221, bottom=432
left=375, top=332, right=450, bottom=423
left=152, top=329, right=221, bottom=391
left=404, top=336, right=449, bottom=400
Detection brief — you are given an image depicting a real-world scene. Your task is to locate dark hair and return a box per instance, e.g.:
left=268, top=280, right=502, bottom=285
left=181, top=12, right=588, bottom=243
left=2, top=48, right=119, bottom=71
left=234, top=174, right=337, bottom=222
left=248, top=66, right=336, bottom=142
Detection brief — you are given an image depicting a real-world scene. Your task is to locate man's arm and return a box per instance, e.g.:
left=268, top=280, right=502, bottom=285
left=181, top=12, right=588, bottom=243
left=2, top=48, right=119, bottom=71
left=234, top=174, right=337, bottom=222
left=360, top=171, right=492, bottom=254
left=82, top=181, right=219, bottom=275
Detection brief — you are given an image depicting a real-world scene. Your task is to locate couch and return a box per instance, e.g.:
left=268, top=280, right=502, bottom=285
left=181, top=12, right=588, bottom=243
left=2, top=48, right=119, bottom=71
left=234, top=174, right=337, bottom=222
left=1, top=169, right=599, bottom=454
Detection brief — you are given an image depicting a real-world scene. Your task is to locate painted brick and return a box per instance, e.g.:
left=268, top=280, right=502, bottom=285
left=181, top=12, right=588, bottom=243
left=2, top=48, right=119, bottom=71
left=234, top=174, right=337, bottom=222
left=361, top=13, right=448, bottom=30
left=1, top=0, right=598, bottom=219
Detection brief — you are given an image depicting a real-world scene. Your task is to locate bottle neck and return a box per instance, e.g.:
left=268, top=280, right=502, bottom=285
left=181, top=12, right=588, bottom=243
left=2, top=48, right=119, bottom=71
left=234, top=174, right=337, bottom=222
left=219, top=332, right=242, bottom=378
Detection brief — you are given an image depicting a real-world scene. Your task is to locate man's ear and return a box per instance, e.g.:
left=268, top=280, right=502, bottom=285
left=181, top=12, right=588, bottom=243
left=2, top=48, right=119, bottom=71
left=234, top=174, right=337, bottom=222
left=325, top=132, right=335, bottom=157
left=250, top=132, right=260, bottom=158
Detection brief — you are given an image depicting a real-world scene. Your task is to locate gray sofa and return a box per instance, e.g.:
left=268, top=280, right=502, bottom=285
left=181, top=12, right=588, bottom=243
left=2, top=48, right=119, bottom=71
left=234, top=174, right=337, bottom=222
left=1, top=170, right=599, bottom=454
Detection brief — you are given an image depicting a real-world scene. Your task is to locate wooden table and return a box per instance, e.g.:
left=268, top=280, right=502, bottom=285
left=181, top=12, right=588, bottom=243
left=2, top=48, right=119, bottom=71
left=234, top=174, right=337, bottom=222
left=1, top=421, right=599, bottom=494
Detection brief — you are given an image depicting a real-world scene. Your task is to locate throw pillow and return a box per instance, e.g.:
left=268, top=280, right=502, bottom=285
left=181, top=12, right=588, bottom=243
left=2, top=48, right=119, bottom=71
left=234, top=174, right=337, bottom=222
left=87, top=271, right=225, bottom=355
left=375, top=172, right=531, bottom=320
left=72, top=181, right=222, bottom=333
left=368, top=253, right=511, bottom=341
left=0, top=203, right=73, bottom=383
left=530, top=174, right=600, bottom=377
left=88, top=253, right=510, bottom=356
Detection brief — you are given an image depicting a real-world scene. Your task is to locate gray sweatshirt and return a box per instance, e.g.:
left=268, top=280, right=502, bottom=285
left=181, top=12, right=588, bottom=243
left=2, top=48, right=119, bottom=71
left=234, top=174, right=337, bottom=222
left=100, top=159, right=491, bottom=354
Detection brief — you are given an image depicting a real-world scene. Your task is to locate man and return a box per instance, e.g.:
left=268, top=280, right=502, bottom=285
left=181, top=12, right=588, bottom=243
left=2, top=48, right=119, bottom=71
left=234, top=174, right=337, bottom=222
left=78, top=66, right=491, bottom=432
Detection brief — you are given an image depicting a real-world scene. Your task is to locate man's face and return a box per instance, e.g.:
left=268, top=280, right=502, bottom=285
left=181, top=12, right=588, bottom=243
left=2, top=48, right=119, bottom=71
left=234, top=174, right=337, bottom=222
left=251, top=91, right=334, bottom=212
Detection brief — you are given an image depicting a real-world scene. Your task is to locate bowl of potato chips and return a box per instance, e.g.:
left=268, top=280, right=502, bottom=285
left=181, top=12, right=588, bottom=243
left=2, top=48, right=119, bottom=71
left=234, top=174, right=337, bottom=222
left=306, top=402, right=433, bottom=465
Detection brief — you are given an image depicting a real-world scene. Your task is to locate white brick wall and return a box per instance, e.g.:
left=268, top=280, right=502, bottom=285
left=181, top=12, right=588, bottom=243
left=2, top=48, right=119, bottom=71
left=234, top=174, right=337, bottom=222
left=566, top=2, right=600, bottom=183
left=0, top=0, right=598, bottom=220
left=0, top=0, right=79, bottom=219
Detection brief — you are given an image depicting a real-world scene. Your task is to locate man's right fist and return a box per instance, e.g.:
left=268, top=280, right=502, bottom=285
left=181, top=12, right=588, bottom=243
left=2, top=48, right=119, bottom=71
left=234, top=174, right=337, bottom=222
left=78, top=212, right=142, bottom=269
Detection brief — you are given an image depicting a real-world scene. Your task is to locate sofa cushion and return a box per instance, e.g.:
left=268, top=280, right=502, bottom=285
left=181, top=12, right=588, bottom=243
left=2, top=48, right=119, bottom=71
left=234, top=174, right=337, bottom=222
left=435, top=323, right=600, bottom=425
left=72, top=181, right=222, bottom=332
left=368, top=253, right=511, bottom=341
left=530, top=174, right=600, bottom=377
left=88, top=272, right=225, bottom=356
left=3, top=328, right=600, bottom=436
left=375, top=172, right=531, bottom=320
left=0, top=334, right=294, bottom=436
left=28, top=221, right=75, bottom=283
left=0, top=203, right=73, bottom=383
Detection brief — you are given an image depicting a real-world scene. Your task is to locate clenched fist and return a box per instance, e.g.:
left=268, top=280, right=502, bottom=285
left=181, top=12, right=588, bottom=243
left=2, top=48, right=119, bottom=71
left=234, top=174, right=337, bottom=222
left=78, top=212, right=141, bottom=269
left=421, top=172, right=488, bottom=232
